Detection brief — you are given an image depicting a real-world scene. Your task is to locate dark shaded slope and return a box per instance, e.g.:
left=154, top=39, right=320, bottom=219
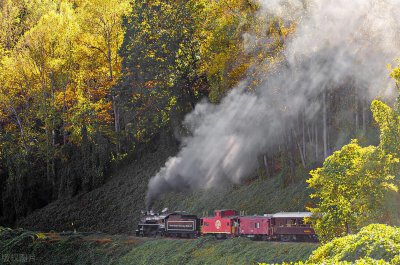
left=18, top=133, right=179, bottom=234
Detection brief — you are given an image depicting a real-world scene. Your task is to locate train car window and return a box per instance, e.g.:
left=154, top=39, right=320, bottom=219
left=286, top=219, right=295, bottom=226
left=227, top=222, right=229, bottom=226
left=256, top=223, right=260, bottom=229
left=204, top=222, right=209, bottom=226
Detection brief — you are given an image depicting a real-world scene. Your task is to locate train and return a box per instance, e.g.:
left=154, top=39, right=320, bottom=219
left=136, top=209, right=317, bottom=242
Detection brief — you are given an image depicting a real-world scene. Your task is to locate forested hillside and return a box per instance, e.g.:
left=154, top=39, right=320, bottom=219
left=0, top=0, right=399, bottom=243
left=0, top=0, right=259, bottom=225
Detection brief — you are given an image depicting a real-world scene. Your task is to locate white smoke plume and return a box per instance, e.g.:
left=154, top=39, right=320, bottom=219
left=146, top=0, right=400, bottom=208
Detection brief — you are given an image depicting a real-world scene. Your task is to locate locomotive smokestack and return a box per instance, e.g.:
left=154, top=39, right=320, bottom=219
left=146, top=0, right=400, bottom=201
left=145, top=199, right=152, bottom=211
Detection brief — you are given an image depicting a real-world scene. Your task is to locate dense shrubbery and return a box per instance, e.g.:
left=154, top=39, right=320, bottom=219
left=307, top=99, right=400, bottom=242
left=259, top=224, right=400, bottom=265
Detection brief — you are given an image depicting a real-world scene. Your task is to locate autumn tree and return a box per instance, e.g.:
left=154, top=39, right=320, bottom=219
left=118, top=0, right=207, bottom=146
left=308, top=98, right=400, bottom=242
left=198, top=0, right=259, bottom=103
left=77, top=0, right=130, bottom=152
left=0, top=0, right=127, bottom=223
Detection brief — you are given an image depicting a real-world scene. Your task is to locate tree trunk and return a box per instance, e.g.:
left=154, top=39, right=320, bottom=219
left=362, top=99, right=367, bottom=135
left=297, top=142, right=306, bottom=168
left=107, top=41, right=120, bottom=153
left=355, top=86, right=359, bottom=132
left=10, top=106, right=28, bottom=152
left=345, top=221, right=350, bottom=235
left=42, top=73, right=51, bottom=183
left=315, top=122, right=319, bottom=161
left=302, top=110, right=306, bottom=165
left=285, top=130, right=296, bottom=184
left=50, top=72, right=57, bottom=196
left=323, top=91, right=328, bottom=158
left=263, top=155, right=270, bottom=178
left=63, top=88, right=67, bottom=145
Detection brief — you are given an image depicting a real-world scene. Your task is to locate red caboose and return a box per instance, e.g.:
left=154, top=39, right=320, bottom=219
left=238, top=215, right=272, bottom=240
left=201, top=209, right=239, bottom=239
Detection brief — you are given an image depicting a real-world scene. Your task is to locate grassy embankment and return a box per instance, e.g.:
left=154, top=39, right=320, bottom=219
left=0, top=227, right=317, bottom=265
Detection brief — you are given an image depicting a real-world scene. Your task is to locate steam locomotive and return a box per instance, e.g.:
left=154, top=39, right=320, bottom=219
left=136, top=209, right=317, bottom=242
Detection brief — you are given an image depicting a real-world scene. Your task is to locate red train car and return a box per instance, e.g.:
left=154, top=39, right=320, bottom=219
left=238, top=215, right=272, bottom=240
left=201, top=210, right=239, bottom=239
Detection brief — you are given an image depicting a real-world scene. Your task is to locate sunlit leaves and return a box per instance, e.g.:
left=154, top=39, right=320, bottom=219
left=308, top=100, right=400, bottom=242
left=119, top=0, right=205, bottom=142
left=0, top=0, right=129, bottom=185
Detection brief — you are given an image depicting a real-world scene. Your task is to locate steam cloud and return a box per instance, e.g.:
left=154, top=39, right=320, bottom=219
left=146, top=0, right=400, bottom=208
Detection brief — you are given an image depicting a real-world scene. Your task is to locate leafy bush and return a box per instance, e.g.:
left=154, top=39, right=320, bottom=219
left=308, top=224, right=400, bottom=264
left=262, top=224, right=400, bottom=265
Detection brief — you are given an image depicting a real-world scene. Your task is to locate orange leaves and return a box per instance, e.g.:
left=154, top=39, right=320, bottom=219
left=0, top=0, right=130, bottom=149
left=144, top=80, right=158, bottom=89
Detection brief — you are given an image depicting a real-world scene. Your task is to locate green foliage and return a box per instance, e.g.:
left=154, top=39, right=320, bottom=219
left=307, top=98, right=400, bottom=242
left=390, top=63, right=400, bottom=86
left=307, top=140, right=398, bottom=242
left=199, top=0, right=258, bottom=102
left=371, top=100, right=400, bottom=161
left=308, top=224, right=400, bottom=264
left=119, top=0, right=206, bottom=144
left=270, top=258, right=392, bottom=265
